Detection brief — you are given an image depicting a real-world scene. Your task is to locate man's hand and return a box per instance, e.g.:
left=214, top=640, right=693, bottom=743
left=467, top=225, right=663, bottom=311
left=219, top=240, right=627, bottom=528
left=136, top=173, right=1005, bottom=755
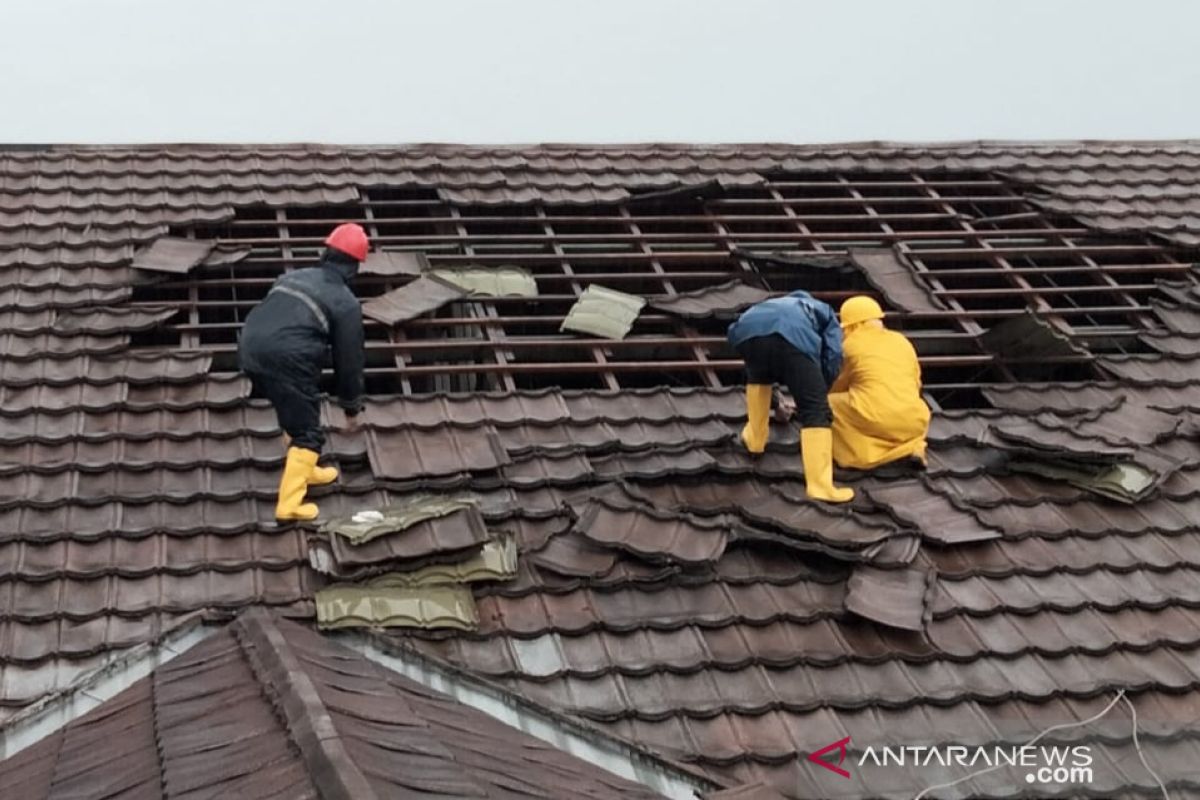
left=343, top=412, right=360, bottom=431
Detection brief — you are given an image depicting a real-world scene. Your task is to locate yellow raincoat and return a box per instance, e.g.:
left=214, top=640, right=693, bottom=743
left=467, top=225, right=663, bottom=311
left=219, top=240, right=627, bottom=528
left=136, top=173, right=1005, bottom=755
left=828, top=325, right=930, bottom=469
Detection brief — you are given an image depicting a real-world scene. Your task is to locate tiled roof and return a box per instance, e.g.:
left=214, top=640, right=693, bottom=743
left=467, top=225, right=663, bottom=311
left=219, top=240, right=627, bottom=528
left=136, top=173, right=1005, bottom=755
left=0, top=609, right=678, bottom=799
left=0, top=142, right=1197, bottom=797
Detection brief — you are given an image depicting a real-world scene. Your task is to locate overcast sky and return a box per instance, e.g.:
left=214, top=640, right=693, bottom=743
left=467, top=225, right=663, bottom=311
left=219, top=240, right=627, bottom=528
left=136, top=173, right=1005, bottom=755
left=3, top=0, right=1197, bottom=144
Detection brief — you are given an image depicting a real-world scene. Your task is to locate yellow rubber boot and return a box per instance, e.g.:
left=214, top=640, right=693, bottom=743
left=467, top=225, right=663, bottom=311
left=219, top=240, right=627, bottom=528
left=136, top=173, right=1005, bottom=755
left=308, top=462, right=339, bottom=486
left=800, top=427, right=855, bottom=504
left=283, top=433, right=337, bottom=485
left=741, top=384, right=772, bottom=454
left=276, top=447, right=320, bottom=521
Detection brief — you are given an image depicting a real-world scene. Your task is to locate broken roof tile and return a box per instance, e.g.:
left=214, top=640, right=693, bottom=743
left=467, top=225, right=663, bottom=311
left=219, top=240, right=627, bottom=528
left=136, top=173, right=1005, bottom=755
left=844, top=566, right=930, bottom=631
left=361, top=273, right=467, bottom=325
left=560, top=284, right=646, bottom=339
left=847, top=246, right=946, bottom=313
left=129, top=236, right=214, bottom=274
left=648, top=280, right=771, bottom=319
left=573, top=498, right=730, bottom=566
left=314, top=583, right=478, bottom=630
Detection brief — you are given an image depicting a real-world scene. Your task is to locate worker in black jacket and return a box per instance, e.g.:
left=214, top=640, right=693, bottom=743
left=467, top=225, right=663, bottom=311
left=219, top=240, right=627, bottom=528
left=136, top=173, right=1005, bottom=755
left=238, top=223, right=368, bottom=521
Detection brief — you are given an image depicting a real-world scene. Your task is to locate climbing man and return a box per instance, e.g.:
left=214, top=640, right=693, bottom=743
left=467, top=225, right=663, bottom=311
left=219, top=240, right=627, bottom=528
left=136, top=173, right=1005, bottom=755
left=727, top=290, right=854, bottom=503
left=829, top=295, right=931, bottom=470
left=238, top=222, right=368, bottom=521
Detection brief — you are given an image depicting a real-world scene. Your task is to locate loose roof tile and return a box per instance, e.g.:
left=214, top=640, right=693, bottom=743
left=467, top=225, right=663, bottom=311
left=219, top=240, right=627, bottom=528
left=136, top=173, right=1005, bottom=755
left=129, top=236, right=214, bottom=274
left=327, top=505, right=491, bottom=568
left=360, top=273, right=466, bottom=325
left=847, top=246, right=947, bottom=313
left=321, top=493, right=477, bottom=545
left=352, top=534, right=519, bottom=587
left=647, top=280, right=771, bottom=319
left=359, top=248, right=427, bottom=276
left=560, top=285, right=646, bottom=339
left=844, top=566, right=930, bottom=631
left=431, top=265, right=538, bottom=297
left=573, top=499, right=730, bottom=566
left=864, top=478, right=1003, bottom=544
left=978, top=311, right=1086, bottom=361
left=315, top=584, right=478, bottom=630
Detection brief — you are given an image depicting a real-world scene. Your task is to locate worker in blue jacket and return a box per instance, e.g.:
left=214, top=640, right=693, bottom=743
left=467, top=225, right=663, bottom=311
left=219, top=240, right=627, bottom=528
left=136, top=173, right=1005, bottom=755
left=727, top=291, right=854, bottom=503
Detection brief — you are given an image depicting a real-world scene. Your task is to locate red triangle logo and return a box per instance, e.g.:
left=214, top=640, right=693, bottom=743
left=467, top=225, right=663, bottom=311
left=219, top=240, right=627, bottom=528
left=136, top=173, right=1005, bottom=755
left=808, top=736, right=851, bottom=779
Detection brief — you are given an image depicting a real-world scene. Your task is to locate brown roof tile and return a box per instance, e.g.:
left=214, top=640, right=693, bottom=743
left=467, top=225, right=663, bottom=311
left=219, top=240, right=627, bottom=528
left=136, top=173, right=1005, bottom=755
left=360, top=273, right=466, bottom=325
left=847, top=247, right=947, bottom=313
left=5, top=143, right=1200, bottom=798
left=573, top=499, right=730, bottom=566
left=365, top=425, right=510, bottom=479
left=648, top=280, right=771, bottom=319
left=327, top=505, right=490, bottom=568
left=129, top=236, right=214, bottom=274
left=844, top=566, right=930, bottom=631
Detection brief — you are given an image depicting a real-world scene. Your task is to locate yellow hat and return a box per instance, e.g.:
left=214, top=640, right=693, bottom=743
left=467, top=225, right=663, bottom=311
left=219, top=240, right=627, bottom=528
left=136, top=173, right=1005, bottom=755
left=839, top=295, right=885, bottom=328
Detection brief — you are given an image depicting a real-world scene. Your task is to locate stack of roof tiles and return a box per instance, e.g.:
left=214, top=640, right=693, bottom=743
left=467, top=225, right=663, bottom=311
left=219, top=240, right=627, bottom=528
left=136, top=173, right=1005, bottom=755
left=0, top=142, right=1199, bottom=798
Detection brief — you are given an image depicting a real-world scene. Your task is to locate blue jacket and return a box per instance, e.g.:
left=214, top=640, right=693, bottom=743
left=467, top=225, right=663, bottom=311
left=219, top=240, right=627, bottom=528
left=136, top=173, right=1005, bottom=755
left=727, top=291, right=844, bottom=385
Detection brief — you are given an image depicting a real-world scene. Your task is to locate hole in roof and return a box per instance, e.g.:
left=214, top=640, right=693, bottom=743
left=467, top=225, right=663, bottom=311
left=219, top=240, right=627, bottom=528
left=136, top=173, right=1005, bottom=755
left=123, top=178, right=1190, bottom=406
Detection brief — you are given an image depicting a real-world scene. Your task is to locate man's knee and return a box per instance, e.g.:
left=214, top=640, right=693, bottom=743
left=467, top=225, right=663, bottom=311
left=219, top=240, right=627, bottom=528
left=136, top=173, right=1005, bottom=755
left=796, top=400, right=833, bottom=428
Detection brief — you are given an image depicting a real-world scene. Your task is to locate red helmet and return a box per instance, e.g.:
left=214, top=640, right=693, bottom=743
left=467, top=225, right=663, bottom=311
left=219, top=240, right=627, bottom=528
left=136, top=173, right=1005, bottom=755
left=325, top=223, right=369, bottom=262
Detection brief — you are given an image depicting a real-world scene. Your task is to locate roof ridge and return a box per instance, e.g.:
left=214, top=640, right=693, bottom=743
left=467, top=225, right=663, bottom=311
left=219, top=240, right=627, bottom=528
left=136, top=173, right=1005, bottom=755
left=231, top=608, right=382, bottom=800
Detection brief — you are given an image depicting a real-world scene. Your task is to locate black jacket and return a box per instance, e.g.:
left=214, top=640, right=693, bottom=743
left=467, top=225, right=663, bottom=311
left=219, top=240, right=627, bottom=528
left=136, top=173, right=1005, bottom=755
left=238, top=250, right=365, bottom=414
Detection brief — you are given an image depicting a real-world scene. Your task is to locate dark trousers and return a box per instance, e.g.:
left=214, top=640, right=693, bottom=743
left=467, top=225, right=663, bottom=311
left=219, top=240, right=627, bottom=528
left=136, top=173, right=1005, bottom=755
left=735, top=334, right=833, bottom=427
left=239, top=341, right=325, bottom=452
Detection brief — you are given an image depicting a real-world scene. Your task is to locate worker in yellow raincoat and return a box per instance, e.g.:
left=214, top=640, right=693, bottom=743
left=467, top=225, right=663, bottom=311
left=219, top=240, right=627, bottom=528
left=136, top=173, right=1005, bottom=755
left=828, top=296, right=930, bottom=470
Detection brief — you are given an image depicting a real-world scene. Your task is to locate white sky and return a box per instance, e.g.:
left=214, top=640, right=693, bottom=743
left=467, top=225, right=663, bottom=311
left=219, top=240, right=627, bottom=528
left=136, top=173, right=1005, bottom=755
left=3, top=0, right=1198, bottom=144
